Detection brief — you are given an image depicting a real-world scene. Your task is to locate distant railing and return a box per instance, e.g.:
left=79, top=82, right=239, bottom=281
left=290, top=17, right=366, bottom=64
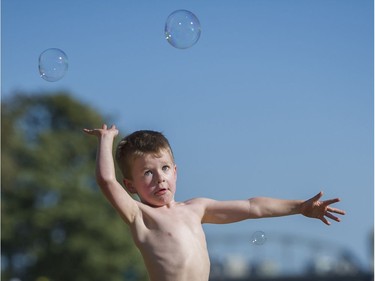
left=205, top=232, right=371, bottom=279
left=209, top=272, right=373, bottom=281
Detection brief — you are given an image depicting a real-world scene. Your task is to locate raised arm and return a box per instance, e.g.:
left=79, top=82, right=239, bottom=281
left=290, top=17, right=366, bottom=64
left=200, top=192, right=345, bottom=225
left=83, top=124, right=139, bottom=224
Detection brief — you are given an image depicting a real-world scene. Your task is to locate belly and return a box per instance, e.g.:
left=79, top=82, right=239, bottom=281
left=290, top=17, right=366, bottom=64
left=139, top=228, right=210, bottom=281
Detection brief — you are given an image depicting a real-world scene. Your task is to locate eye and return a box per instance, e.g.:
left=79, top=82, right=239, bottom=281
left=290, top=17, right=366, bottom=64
left=162, top=165, right=170, bottom=172
left=144, top=170, right=152, bottom=176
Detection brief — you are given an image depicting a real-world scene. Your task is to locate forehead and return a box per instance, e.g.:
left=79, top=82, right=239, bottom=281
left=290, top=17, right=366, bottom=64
left=132, top=149, right=174, bottom=167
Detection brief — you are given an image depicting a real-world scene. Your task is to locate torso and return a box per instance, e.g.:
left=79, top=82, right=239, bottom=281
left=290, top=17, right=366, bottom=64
left=129, top=199, right=210, bottom=281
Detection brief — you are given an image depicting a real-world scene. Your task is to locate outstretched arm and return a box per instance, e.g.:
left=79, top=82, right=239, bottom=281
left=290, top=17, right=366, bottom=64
left=201, top=192, right=345, bottom=225
left=83, top=124, right=139, bottom=224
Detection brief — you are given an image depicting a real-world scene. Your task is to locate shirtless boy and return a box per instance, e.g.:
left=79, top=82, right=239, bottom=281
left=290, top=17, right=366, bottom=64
left=83, top=124, right=345, bottom=281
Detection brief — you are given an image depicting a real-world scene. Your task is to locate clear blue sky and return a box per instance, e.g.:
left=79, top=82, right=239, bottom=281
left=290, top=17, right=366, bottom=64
left=2, top=0, right=374, bottom=273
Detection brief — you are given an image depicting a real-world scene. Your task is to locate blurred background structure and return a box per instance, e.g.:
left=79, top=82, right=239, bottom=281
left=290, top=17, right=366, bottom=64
left=207, top=231, right=373, bottom=280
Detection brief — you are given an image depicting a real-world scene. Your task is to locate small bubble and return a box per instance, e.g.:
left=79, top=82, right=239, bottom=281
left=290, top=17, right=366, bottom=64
left=251, top=231, right=267, bottom=245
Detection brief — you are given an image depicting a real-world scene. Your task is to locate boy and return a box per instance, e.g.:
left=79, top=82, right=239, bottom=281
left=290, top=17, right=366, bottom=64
left=83, top=124, right=345, bottom=281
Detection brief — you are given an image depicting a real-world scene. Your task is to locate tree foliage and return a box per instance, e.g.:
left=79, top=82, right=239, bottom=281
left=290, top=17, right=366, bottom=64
left=1, top=92, right=147, bottom=281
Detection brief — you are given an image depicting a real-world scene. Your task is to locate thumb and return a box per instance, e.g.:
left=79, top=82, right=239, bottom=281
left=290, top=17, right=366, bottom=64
left=312, top=191, right=324, bottom=201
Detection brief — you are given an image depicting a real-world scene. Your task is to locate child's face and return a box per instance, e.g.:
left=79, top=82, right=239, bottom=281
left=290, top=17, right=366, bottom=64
left=124, top=149, right=177, bottom=207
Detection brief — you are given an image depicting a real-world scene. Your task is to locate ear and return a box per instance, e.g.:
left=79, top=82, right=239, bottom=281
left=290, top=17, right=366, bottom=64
left=123, top=178, right=137, bottom=194
left=174, top=164, right=177, bottom=179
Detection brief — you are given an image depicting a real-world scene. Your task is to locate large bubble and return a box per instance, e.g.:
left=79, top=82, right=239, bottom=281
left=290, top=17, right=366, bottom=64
left=39, top=48, right=68, bottom=82
left=165, top=10, right=201, bottom=49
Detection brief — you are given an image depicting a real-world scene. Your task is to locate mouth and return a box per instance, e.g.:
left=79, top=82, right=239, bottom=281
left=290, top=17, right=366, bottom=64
left=155, top=188, right=167, bottom=196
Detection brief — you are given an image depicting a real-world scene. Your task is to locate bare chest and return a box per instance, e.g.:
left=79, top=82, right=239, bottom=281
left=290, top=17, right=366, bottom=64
left=139, top=207, right=205, bottom=248
left=130, top=205, right=210, bottom=279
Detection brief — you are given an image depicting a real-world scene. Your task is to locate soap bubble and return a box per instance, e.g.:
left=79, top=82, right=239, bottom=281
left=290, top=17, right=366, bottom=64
left=39, top=48, right=68, bottom=82
left=251, top=231, right=267, bottom=245
left=165, top=9, right=201, bottom=49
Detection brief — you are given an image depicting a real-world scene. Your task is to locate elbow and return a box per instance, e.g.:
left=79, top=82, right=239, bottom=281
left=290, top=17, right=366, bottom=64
left=250, top=207, right=264, bottom=219
left=248, top=198, right=262, bottom=218
left=95, top=174, right=117, bottom=188
left=248, top=197, right=273, bottom=218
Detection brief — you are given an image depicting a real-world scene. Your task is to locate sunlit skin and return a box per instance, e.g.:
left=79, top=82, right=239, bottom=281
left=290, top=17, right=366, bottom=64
left=83, top=124, right=346, bottom=281
left=123, top=152, right=177, bottom=208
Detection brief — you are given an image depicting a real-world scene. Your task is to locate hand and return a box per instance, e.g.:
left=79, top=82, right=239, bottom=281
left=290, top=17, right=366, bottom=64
left=301, top=191, right=346, bottom=225
left=83, top=124, right=119, bottom=138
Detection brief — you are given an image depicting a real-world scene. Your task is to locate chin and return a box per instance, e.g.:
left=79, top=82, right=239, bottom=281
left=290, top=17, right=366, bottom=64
left=150, top=197, right=175, bottom=207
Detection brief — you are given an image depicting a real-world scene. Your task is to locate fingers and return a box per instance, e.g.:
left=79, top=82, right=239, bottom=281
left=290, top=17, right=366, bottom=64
left=312, top=191, right=345, bottom=225
left=84, top=124, right=116, bottom=132
left=83, top=124, right=112, bottom=136
left=318, top=193, right=345, bottom=212
left=327, top=207, right=346, bottom=215
left=323, top=198, right=341, bottom=206
left=83, top=128, right=94, bottom=135
left=321, top=217, right=331, bottom=226
left=325, top=212, right=341, bottom=222
left=102, top=124, right=116, bottom=130
left=320, top=206, right=345, bottom=225
left=323, top=198, right=346, bottom=215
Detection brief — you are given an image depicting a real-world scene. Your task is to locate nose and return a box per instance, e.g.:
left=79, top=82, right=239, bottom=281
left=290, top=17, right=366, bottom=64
left=157, top=177, right=165, bottom=184
left=155, top=172, right=165, bottom=183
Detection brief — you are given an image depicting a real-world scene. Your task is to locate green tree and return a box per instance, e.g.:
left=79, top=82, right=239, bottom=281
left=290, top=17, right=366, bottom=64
left=1, top=92, right=147, bottom=281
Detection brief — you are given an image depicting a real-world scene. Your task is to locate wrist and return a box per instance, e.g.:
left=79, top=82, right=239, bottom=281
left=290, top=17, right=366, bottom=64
left=295, top=200, right=304, bottom=215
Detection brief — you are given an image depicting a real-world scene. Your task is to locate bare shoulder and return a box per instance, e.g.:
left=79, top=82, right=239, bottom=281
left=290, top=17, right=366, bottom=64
left=184, top=197, right=215, bottom=206
left=182, top=197, right=215, bottom=215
